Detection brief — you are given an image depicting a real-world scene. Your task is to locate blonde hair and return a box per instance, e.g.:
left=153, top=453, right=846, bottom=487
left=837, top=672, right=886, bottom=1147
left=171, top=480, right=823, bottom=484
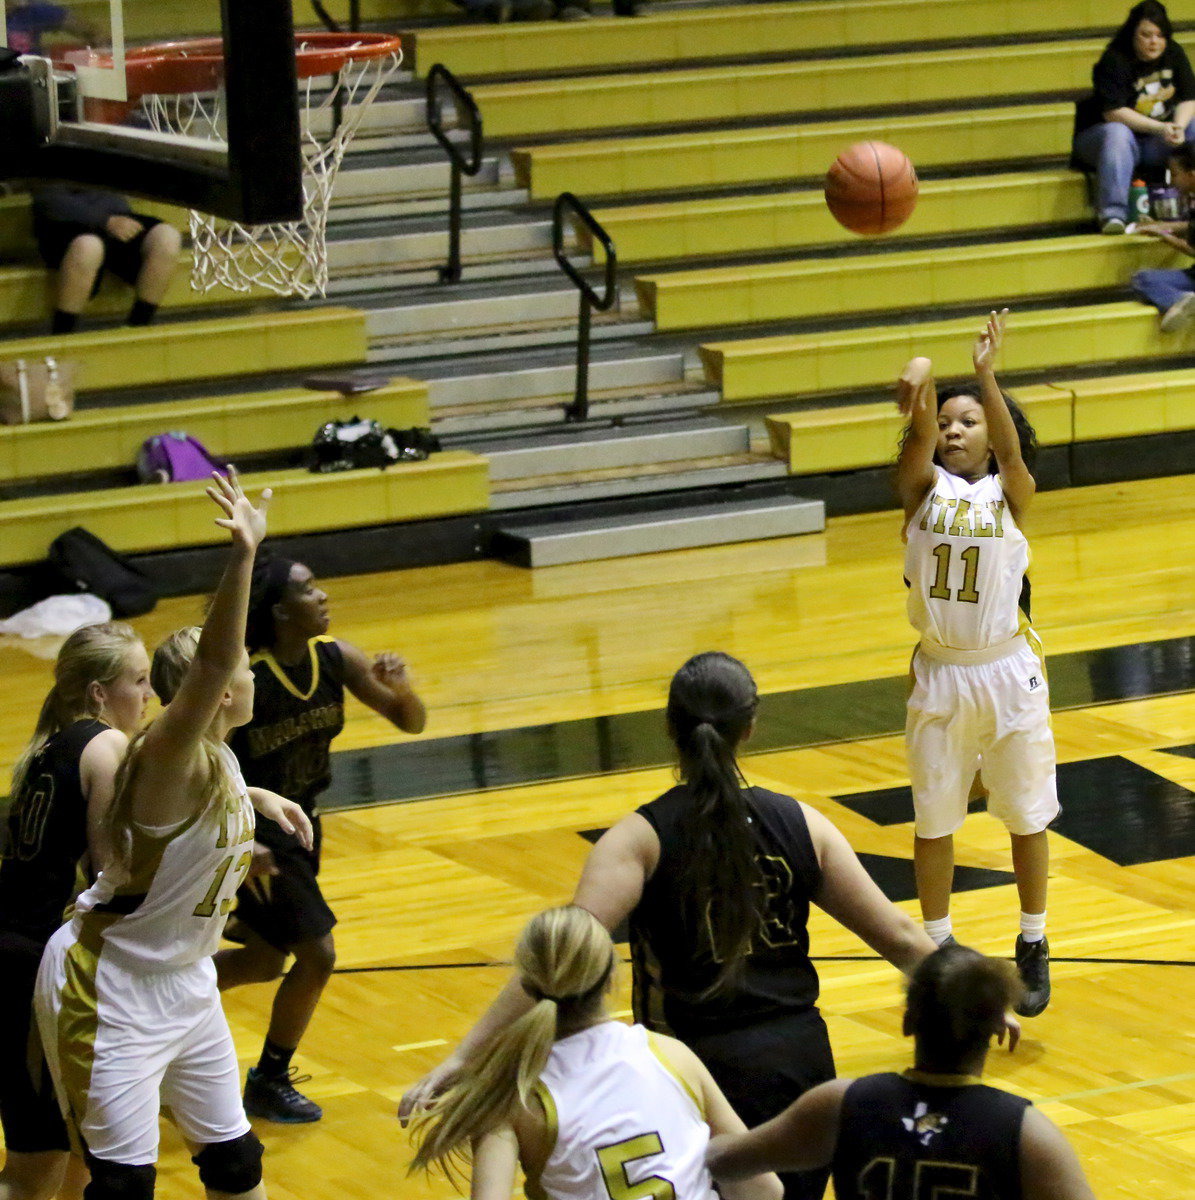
left=103, top=625, right=232, bottom=872
left=408, top=906, right=616, bottom=1185
left=150, top=626, right=202, bottom=705
left=10, top=622, right=142, bottom=798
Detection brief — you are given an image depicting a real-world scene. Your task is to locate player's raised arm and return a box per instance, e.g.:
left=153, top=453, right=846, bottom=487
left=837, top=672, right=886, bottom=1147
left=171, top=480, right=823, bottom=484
left=137, top=470, right=270, bottom=824
left=973, top=310, right=1035, bottom=519
left=895, top=356, right=939, bottom=519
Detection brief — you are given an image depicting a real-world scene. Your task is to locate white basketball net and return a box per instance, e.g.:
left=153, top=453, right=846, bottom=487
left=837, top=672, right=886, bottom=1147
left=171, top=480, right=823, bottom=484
left=141, top=40, right=402, bottom=299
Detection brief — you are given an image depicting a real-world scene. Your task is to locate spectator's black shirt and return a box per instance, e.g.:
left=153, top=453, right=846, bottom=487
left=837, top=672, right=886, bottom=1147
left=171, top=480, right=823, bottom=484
left=1076, top=42, right=1195, bottom=135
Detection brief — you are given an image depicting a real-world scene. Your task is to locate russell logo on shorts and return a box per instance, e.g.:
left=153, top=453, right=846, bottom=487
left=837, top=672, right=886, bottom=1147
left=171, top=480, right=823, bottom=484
left=1027, top=675, right=1041, bottom=692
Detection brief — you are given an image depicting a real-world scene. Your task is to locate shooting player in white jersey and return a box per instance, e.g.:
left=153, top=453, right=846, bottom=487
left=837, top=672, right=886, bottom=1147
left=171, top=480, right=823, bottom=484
left=35, top=472, right=311, bottom=1200
left=896, top=311, right=1058, bottom=1018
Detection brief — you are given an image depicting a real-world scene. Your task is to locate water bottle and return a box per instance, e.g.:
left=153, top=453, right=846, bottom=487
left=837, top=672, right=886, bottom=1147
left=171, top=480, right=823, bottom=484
left=1151, top=186, right=1183, bottom=221
left=1128, top=179, right=1151, bottom=223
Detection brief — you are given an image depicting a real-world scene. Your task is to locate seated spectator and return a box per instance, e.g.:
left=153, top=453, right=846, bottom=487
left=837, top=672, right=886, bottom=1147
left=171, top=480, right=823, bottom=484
left=32, top=185, right=183, bottom=334
left=1131, top=143, right=1195, bottom=329
left=1072, top=1, right=1195, bottom=234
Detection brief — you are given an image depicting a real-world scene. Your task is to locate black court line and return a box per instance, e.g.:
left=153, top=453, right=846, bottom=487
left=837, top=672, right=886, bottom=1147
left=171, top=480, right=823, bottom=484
left=333, top=954, right=1195, bottom=976
left=323, top=634, right=1195, bottom=811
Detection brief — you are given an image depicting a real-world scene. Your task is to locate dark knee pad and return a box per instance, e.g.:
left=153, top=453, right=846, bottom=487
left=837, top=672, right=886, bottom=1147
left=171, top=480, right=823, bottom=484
left=192, top=1131, right=263, bottom=1195
left=83, top=1155, right=156, bottom=1200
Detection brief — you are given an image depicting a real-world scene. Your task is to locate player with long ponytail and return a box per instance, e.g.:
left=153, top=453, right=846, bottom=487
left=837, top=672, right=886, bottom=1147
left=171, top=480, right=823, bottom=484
left=408, top=905, right=781, bottom=1200
left=403, top=652, right=941, bottom=1200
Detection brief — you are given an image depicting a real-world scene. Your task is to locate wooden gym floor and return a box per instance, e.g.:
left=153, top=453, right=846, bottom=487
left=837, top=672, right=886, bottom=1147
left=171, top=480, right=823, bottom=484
left=2, top=473, right=1195, bottom=1200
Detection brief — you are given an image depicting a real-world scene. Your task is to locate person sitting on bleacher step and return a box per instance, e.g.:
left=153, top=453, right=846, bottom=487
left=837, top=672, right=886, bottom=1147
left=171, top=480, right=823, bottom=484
left=31, top=184, right=183, bottom=334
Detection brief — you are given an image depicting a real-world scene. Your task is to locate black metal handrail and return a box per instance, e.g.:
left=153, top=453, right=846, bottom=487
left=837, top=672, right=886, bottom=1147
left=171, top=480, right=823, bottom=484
left=426, top=64, right=484, bottom=284
left=552, top=192, right=618, bottom=423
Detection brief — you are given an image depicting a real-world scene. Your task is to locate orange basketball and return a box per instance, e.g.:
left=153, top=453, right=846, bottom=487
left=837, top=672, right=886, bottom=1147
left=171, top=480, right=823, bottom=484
left=824, top=141, right=919, bottom=236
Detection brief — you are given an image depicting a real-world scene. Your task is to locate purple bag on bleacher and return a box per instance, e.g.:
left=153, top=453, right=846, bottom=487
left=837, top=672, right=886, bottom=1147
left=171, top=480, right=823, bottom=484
left=137, top=431, right=229, bottom=484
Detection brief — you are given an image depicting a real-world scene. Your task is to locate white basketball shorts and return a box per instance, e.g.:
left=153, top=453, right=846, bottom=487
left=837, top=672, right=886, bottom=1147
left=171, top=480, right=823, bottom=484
left=905, top=637, right=1059, bottom=839
left=35, top=925, right=250, bottom=1165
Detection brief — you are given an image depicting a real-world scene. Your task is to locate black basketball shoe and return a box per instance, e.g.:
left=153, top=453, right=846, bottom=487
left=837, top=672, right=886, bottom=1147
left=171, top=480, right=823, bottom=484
left=244, top=1066, right=323, bottom=1123
left=1014, top=935, right=1051, bottom=1017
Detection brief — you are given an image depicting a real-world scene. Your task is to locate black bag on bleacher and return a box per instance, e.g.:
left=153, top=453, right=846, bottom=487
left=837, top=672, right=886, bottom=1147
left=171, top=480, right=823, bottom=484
left=309, top=418, right=441, bottom=473
left=48, top=528, right=158, bottom=617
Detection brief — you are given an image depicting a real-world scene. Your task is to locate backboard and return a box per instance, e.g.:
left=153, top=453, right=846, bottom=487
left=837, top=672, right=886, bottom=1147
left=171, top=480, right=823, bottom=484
left=0, top=0, right=303, bottom=223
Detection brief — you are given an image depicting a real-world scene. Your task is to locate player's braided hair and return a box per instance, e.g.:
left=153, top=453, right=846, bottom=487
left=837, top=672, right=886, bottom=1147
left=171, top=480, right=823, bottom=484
left=407, top=906, right=615, bottom=1186
left=667, top=651, right=763, bottom=995
left=244, top=554, right=298, bottom=653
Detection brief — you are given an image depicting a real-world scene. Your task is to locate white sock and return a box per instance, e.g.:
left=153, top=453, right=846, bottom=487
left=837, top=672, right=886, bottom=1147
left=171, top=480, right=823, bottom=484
left=924, top=916, right=953, bottom=946
left=1019, top=911, right=1047, bottom=943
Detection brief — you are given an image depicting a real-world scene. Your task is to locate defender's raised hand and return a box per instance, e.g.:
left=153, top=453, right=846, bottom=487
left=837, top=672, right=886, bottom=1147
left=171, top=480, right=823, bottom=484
left=207, top=467, right=271, bottom=552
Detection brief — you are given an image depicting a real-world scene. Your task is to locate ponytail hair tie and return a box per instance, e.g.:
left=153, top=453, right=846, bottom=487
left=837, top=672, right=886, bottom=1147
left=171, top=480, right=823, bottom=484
left=522, top=981, right=560, bottom=1004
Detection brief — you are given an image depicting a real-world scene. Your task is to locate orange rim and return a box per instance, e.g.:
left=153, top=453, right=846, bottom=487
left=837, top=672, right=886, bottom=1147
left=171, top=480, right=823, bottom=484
left=122, top=32, right=402, bottom=97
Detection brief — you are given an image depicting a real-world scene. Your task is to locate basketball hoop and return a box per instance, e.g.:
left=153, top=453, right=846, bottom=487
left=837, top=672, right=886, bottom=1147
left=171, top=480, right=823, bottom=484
left=124, top=32, right=403, bottom=298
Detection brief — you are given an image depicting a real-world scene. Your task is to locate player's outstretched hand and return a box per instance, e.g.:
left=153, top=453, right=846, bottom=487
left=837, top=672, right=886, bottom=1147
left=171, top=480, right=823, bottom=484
left=897, top=356, right=935, bottom=417
left=398, top=1055, right=466, bottom=1127
left=253, top=792, right=314, bottom=851
left=372, top=652, right=410, bottom=689
left=973, top=309, right=1008, bottom=373
left=207, top=467, right=270, bottom=552
left=997, top=1011, right=1021, bottom=1052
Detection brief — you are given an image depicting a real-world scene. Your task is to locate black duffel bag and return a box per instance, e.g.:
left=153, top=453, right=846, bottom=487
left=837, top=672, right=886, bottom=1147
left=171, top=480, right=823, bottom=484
left=309, top=418, right=442, bottom=473
left=48, top=528, right=158, bottom=617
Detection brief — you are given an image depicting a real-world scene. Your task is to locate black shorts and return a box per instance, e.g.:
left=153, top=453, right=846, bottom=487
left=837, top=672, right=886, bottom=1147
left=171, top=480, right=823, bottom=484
left=233, top=816, right=336, bottom=953
left=0, top=931, right=69, bottom=1155
left=33, top=212, right=163, bottom=294
left=686, top=1007, right=836, bottom=1200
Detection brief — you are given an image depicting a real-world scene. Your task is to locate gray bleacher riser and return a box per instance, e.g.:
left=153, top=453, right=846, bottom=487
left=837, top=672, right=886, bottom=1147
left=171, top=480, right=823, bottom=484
left=431, top=388, right=718, bottom=436
left=493, top=496, right=825, bottom=566
left=426, top=353, right=688, bottom=407
left=479, top=420, right=750, bottom=479
left=365, top=317, right=656, bottom=362
left=492, top=458, right=790, bottom=510
left=307, top=96, right=431, bottom=140
left=324, top=221, right=554, bottom=273
left=332, top=156, right=502, bottom=203
left=365, top=289, right=581, bottom=338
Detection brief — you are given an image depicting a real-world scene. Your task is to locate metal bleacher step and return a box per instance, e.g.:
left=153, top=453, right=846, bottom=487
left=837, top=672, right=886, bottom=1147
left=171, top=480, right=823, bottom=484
left=362, top=283, right=651, bottom=361
left=491, top=492, right=825, bottom=566
left=423, top=352, right=717, bottom=433
left=330, top=151, right=524, bottom=218
left=322, top=214, right=558, bottom=288
left=467, top=416, right=749, bottom=480
left=489, top=452, right=789, bottom=509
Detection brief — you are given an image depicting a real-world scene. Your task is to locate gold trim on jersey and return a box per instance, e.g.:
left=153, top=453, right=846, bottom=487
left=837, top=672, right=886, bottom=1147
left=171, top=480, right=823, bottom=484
left=903, top=1069, right=984, bottom=1088
left=251, top=635, right=337, bottom=702
left=56, top=916, right=118, bottom=1156
left=646, top=1031, right=704, bottom=1119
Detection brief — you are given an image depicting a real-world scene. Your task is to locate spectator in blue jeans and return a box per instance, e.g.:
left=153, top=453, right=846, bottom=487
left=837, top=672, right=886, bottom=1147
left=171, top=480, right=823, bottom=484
left=1132, top=144, right=1195, bottom=330
left=1072, top=1, right=1195, bottom=235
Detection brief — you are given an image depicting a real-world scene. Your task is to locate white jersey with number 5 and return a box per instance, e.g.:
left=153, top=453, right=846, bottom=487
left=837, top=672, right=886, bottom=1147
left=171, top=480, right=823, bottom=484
left=528, top=1021, right=718, bottom=1200
left=71, top=743, right=255, bottom=969
left=904, top=466, right=1030, bottom=651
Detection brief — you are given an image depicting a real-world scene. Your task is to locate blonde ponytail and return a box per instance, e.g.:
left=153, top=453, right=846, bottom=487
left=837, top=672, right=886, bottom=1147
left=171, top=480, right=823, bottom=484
left=408, top=906, right=616, bottom=1184
left=9, top=622, right=141, bottom=798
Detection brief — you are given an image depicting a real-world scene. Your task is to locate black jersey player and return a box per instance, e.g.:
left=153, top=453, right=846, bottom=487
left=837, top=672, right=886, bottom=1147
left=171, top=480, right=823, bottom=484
left=217, top=555, right=426, bottom=1123
left=707, top=944, right=1095, bottom=1200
